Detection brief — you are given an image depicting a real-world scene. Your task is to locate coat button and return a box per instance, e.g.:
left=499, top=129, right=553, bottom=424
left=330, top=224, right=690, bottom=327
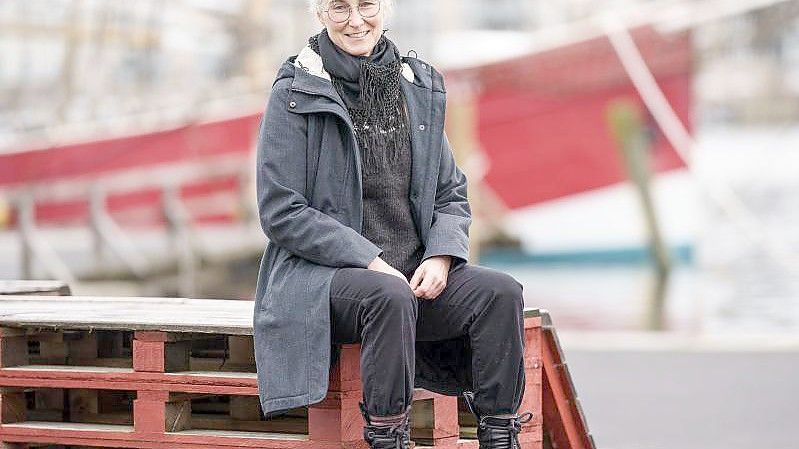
left=289, top=101, right=297, bottom=108
left=421, top=63, right=427, bottom=70
left=418, top=124, right=425, bottom=131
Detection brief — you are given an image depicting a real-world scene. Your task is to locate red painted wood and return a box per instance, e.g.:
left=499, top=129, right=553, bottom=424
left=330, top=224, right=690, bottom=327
left=133, top=331, right=169, bottom=342
left=0, top=316, right=554, bottom=448
left=520, top=317, right=544, bottom=442
left=309, top=345, right=367, bottom=448
left=541, top=327, right=593, bottom=449
left=0, top=367, right=258, bottom=394
left=428, top=395, right=459, bottom=444
left=133, top=332, right=167, bottom=373
left=133, top=390, right=169, bottom=434
left=0, top=427, right=334, bottom=449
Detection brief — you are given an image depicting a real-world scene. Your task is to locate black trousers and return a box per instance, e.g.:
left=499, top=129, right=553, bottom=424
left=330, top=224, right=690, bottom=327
left=329, top=262, right=526, bottom=417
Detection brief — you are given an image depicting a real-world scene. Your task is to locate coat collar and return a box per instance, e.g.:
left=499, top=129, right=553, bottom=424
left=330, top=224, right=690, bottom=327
left=293, top=45, right=415, bottom=83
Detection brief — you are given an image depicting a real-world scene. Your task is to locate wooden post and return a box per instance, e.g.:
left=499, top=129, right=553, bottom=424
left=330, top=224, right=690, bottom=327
left=608, top=100, right=672, bottom=330
left=132, top=331, right=193, bottom=436
left=308, top=344, right=367, bottom=448
left=410, top=391, right=460, bottom=446
left=519, top=315, right=545, bottom=446
left=133, top=390, right=170, bottom=434
left=133, top=331, right=190, bottom=373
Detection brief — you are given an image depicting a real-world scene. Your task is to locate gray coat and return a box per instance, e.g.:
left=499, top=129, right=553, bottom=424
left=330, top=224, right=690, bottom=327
left=253, top=46, right=472, bottom=415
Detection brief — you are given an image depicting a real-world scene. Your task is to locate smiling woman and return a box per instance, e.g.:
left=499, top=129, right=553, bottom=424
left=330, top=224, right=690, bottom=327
left=309, top=0, right=393, bottom=57
left=253, top=1, right=532, bottom=448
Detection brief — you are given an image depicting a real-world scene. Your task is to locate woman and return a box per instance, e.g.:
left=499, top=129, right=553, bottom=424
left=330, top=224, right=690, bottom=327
left=253, top=1, right=531, bottom=447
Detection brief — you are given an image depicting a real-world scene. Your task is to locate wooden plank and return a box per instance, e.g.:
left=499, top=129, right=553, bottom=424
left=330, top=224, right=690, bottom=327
left=165, top=398, right=191, bottom=432
left=0, top=301, right=538, bottom=337
left=0, top=421, right=337, bottom=448
left=540, top=310, right=596, bottom=449
left=191, top=414, right=307, bottom=434
left=520, top=315, right=545, bottom=447
left=229, top=395, right=261, bottom=421
left=0, top=366, right=259, bottom=395
left=0, top=281, right=71, bottom=296
left=68, top=388, right=99, bottom=422
left=227, top=336, right=255, bottom=366
left=0, top=296, right=254, bottom=335
left=0, top=387, right=26, bottom=424
left=0, top=332, right=28, bottom=368
left=67, top=331, right=99, bottom=366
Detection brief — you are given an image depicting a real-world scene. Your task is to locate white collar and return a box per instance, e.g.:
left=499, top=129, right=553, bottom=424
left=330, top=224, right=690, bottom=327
left=294, top=45, right=415, bottom=83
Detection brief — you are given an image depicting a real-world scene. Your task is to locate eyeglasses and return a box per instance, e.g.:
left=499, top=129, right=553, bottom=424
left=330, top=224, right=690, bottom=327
left=323, top=1, right=381, bottom=23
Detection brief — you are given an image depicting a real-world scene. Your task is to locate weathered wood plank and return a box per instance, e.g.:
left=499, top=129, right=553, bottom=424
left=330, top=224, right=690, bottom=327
left=0, top=281, right=71, bottom=296
left=0, top=296, right=254, bottom=335
left=0, top=297, right=540, bottom=338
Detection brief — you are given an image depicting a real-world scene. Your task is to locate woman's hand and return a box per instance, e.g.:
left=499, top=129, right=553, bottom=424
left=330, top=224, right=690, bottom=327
left=410, top=256, right=452, bottom=300
left=368, top=257, right=409, bottom=283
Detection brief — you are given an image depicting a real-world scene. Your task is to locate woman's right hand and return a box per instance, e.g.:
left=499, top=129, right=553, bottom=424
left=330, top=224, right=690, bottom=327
left=368, top=257, right=409, bottom=284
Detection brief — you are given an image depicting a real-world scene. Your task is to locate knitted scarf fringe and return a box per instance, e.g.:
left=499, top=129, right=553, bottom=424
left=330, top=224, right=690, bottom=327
left=310, top=34, right=411, bottom=176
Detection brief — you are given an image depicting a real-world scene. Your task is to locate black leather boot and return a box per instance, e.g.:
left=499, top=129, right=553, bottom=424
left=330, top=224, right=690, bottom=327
left=463, top=391, right=533, bottom=449
left=359, top=402, right=413, bottom=449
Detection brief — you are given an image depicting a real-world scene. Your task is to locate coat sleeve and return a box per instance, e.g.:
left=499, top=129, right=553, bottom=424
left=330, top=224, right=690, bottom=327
left=422, top=132, right=472, bottom=265
left=256, top=79, right=383, bottom=268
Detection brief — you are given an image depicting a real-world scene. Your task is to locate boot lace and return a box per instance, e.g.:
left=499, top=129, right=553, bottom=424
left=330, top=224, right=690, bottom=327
left=463, top=391, right=534, bottom=449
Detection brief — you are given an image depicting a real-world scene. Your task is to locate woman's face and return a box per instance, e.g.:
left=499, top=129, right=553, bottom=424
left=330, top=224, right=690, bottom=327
left=318, top=0, right=384, bottom=57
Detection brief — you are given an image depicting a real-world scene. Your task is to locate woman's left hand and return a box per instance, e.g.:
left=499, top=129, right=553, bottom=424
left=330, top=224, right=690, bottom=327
left=410, top=256, right=452, bottom=300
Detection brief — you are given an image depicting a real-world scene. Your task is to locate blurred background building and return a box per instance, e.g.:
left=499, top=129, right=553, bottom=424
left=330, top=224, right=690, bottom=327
left=1, top=1, right=798, bottom=448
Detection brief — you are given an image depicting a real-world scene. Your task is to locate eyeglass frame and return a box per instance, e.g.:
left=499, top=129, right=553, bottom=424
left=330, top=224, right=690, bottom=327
left=322, top=0, right=381, bottom=24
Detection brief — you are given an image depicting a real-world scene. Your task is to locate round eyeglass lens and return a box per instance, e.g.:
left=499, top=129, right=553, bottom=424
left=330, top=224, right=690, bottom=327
left=327, top=1, right=380, bottom=23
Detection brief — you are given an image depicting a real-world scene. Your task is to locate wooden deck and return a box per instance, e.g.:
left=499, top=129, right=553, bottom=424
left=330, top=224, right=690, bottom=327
left=0, top=292, right=594, bottom=448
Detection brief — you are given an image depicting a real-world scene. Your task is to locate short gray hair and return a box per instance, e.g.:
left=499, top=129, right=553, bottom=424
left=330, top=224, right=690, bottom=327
left=308, top=0, right=394, bottom=18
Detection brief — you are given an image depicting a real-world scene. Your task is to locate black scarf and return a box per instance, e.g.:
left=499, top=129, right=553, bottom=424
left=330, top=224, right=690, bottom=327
left=309, top=29, right=411, bottom=175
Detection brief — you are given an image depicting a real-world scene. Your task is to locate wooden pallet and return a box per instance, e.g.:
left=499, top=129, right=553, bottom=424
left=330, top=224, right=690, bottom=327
left=0, top=294, right=593, bottom=449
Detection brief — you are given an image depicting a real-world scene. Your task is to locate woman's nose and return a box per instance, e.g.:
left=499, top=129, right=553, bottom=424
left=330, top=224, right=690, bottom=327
left=347, top=10, right=365, bottom=27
